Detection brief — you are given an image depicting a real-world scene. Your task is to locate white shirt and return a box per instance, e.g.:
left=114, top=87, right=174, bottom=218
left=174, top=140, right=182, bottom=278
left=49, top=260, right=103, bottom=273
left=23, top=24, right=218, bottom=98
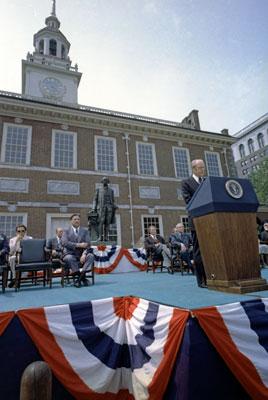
left=192, top=174, right=203, bottom=184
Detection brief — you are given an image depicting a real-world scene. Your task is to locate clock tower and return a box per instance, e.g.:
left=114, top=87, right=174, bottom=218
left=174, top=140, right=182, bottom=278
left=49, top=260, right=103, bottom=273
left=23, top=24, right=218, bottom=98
left=22, top=0, right=82, bottom=104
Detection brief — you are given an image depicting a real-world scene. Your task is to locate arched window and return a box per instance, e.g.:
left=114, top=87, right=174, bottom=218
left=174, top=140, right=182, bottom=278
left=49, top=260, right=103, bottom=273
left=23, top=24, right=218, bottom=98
left=39, top=39, right=44, bottom=54
left=49, top=39, right=57, bottom=56
left=248, top=138, right=254, bottom=154
left=257, top=132, right=265, bottom=149
left=239, top=144, right=245, bottom=158
left=61, top=45, right=66, bottom=59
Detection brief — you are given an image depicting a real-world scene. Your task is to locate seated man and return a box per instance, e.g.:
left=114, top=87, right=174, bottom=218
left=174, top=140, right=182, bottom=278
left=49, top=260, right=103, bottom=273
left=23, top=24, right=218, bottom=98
left=169, top=223, right=193, bottom=272
left=46, top=227, right=64, bottom=260
left=259, top=222, right=268, bottom=268
left=62, top=214, right=94, bottom=287
left=144, top=225, right=172, bottom=269
left=0, top=233, right=9, bottom=265
left=8, top=224, right=32, bottom=288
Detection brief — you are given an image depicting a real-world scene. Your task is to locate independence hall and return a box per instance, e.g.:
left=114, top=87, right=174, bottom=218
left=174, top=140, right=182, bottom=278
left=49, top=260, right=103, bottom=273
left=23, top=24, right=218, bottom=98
left=0, top=3, right=236, bottom=247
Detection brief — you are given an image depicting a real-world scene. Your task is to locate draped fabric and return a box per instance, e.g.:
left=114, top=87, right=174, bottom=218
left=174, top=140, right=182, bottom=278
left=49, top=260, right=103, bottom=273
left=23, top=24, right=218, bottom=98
left=0, top=311, right=15, bottom=335
left=18, top=297, right=189, bottom=400
left=90, top=245, right=124, bottom=274
left=195, top=298, right=268, bottom=400
left=89, top=246, right=147, bottom=273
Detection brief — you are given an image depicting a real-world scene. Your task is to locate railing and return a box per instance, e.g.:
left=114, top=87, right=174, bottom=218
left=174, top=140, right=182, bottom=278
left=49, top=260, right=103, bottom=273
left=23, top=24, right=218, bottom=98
left=0, top=90, right=191, bottom=128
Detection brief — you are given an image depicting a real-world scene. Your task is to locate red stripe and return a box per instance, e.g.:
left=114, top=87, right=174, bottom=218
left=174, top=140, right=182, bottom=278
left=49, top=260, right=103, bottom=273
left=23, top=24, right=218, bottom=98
left=123, top=249, right=147, bottom=271
left=195, top=307, right=268, bottom=400
left=0, top=311, right=15, bottom=336
left=113, top=296, right=140, bottom=320
left=94, top=248, right=125, bottom=274
left=18, top=308, right=133, bottom=400
left=148, top=308, right=189, bottom=399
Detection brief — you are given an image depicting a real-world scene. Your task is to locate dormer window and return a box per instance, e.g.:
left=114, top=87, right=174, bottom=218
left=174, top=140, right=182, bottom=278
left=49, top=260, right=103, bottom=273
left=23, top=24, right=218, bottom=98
left=39, top=39, right=44, bottom=54
left=61, top=45, right=66, bottom=59
left=49, top=39, right=57, bottom=56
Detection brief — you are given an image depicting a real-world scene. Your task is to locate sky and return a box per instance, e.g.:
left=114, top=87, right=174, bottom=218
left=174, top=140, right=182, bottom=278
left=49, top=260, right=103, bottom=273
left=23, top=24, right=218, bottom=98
left=0, top=0, right=267, bottom=135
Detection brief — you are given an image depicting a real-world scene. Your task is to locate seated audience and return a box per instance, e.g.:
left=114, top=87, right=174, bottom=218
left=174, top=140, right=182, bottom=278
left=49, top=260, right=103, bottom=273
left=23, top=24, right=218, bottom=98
left=169, top=223, right=193, bottom=273
left=46, top=227, right=64, bottom=259
left=144, top=225, right=172, bottom=268
left=62, top=214, right=94, bottom=288
left=259, top=222, right=268, bottom=268
left=8, top=224, right=32, bottom=287
left=0, top=233, right=9, bottom=264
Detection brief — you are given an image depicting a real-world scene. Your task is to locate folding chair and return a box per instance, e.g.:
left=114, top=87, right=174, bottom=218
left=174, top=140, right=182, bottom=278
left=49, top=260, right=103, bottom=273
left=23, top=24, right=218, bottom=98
left=14, top=239, right=53, bottom=290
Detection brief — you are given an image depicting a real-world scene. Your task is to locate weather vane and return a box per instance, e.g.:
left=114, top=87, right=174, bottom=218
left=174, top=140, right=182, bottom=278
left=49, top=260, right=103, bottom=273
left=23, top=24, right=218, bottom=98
left=51, top=0, right=56, bottom=16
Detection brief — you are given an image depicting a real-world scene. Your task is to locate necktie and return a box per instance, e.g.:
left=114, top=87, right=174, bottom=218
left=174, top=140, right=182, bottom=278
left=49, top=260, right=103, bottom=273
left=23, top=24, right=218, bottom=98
left=75, top=228, right=79, bottom=235
left=198, top=177, right=203, bottom=184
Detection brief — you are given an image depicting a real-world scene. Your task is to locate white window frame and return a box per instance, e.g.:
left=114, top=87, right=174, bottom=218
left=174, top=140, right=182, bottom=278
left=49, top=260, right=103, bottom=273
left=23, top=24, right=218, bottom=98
left=0, top=213, right=27, bottom=238
left=172, top=146, right=191, bottom=179
left=141, top=214, right=163, bottom=238
left=1, top=123, right=32, bottom=165
left=94, top=135, right=118, bottom=172
left=51, top=129, right=77, bottom=169
left=136, top=141, right=158, bottom=176
left=205, top=151, right=223, bottom=177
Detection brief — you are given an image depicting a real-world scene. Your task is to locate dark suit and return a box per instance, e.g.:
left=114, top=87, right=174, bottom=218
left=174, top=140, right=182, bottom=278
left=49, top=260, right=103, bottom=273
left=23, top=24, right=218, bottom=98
left=181, top=176, right=207, bottom=286
left=45, top=236, right=63, bottom=258
left=169, top=232, right=193, bottom=271
left=144, top=234, right=171, bottom=265
left=62, top=226, right=93, bottom=273
left=0, top=233, right=9, bottom=264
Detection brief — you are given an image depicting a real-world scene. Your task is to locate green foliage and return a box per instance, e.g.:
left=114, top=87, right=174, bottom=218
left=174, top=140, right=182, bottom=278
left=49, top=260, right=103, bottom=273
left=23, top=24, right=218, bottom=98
left=249, top=160, right=268, bottom=204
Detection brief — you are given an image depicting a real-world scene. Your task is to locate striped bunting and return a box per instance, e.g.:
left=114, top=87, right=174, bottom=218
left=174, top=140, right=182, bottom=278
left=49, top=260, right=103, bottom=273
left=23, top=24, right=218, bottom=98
left=195, top=298, right=268, bottom=400
left=124, top=248, right=147, bottom=270
left=0, top=311, right=15, bottom=336
left=90, top=245, right=124, bottom=274
left=18, top=297, right=189, bottom=400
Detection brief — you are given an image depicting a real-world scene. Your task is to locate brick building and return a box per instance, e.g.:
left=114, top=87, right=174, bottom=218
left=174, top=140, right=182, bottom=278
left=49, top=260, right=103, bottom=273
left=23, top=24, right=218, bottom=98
left=0, top=2, right=236, bottom=246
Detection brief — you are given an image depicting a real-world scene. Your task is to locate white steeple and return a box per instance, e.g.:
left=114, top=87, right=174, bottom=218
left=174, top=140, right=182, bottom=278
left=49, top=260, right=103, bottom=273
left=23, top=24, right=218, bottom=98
left=22, top=0, right=82, bottom=104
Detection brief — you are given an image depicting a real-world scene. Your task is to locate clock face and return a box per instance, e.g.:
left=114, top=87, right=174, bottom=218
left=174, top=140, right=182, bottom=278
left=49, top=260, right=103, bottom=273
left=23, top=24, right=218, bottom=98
left=40, top=77, right=66, bottom=100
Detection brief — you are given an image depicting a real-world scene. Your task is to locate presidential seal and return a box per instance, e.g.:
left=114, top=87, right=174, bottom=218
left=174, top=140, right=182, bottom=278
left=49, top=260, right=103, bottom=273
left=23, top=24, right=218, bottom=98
left=225, top=179, right=244, bottom=199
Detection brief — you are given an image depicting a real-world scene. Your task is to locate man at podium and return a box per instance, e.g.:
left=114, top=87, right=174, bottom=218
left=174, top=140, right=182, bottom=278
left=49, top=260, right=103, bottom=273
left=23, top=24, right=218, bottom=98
left=181, top=159, right=207, bottom=288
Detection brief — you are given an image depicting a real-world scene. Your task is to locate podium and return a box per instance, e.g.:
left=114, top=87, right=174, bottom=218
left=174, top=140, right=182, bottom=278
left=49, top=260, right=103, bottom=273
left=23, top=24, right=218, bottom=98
left=187, top=177, right=268, bottom=293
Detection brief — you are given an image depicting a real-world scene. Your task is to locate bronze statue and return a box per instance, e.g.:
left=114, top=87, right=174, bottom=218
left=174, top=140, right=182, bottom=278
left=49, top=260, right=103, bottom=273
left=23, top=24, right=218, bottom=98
left=88, top=177, right=117, bottom=242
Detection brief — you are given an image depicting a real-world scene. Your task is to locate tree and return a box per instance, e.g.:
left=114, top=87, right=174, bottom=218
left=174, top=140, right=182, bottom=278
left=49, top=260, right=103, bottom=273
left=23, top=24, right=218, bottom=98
left=249, top=160, right=268, bottom=205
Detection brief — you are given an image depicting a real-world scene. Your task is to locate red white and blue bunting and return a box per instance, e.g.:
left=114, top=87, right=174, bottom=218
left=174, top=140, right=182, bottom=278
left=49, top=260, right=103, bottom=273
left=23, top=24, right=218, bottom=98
left=18, top=297, right=189, bottom=400
left=195, top=298, right=268, bottom=400
left=89, top=246, right=147, bottom=274
left=89, top=245, right=124, bottom=274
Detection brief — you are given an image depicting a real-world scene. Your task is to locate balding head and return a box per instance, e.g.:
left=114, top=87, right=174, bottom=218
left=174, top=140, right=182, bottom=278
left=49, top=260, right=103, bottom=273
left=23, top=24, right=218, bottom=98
left=175, top=223, right=184, bottom=233
left=192, top=159, right=205, bottom=178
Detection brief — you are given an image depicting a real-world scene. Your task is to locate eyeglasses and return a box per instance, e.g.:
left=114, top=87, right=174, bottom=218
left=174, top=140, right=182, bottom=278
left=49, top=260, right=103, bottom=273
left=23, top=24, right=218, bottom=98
left=17, top=230, right=25, bottom=233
